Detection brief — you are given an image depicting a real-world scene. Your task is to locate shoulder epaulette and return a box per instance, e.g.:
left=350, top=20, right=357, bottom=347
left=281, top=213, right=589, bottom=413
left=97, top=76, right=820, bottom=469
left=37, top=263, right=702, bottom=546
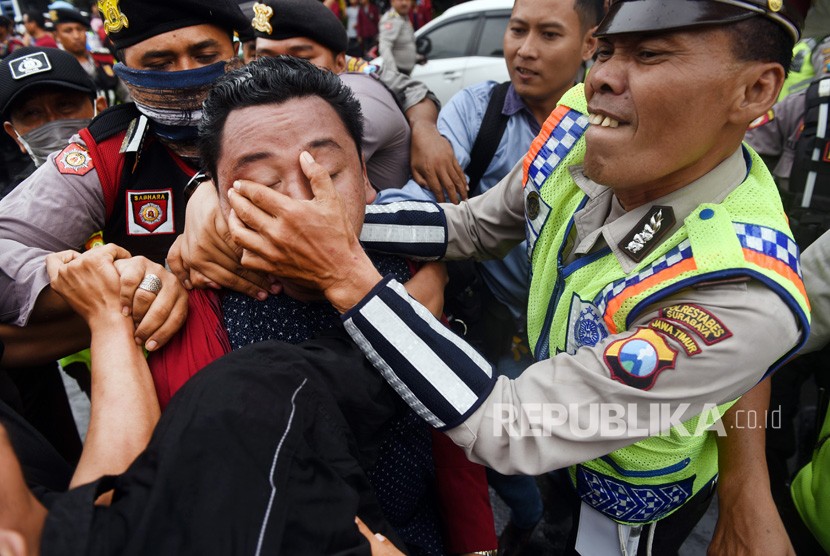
left=87, top=103, right=141, bottom=143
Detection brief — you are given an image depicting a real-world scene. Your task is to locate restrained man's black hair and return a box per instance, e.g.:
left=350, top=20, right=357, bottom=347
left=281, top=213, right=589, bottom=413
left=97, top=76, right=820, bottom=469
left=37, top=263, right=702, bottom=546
left=198, top=56, right=365, bottom=187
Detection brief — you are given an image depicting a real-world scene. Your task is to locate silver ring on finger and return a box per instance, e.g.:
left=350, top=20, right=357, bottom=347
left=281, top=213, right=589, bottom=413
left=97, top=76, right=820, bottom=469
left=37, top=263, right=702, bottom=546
left=138, top=273, right=162, bottom=294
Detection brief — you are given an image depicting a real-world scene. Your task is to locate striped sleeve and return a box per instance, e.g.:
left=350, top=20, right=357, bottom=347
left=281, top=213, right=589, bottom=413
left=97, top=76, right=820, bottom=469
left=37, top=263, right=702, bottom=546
left=342, top=276, right=496, bottom=430
left=361, top=201, right=448, bottom=260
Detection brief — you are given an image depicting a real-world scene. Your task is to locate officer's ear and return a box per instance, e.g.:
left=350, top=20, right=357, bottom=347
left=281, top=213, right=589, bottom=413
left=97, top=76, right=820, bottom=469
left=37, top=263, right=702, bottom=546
left=581, top=25, right=598, bottom=61
left=2, top=121, right=26, bottom=154
left=333, top=51, right=347, bottom=74
left=728, top=61, right=785, bottom=126
left=360, top=154, right=376, bottom=204
left=94, top=95, right=108, bottom=115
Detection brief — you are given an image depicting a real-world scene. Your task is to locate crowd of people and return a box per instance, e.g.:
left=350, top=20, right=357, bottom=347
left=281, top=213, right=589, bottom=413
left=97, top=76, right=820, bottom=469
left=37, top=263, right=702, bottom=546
left=0, top=0, right=828, bottom=555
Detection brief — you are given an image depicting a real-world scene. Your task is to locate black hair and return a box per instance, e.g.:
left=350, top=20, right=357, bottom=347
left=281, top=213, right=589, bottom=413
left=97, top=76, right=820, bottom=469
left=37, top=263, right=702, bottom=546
left=726, top=16, right=794, bottom=76
left=198, top=56, right=364, bottom=186
left=574, top=0, right=605, bottom=29
left=0, top=16, right=12, bottom=30
left=23, top=10, right=45, bottom=28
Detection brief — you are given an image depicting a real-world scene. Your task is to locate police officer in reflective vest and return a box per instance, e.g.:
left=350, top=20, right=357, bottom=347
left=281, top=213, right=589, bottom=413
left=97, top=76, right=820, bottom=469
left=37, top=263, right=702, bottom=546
left=222, top=0, right=811, bottom=553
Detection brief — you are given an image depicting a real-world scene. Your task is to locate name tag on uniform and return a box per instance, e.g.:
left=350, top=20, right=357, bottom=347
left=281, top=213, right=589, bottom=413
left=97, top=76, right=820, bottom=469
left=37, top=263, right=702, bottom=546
left=127, top=189, right=174, bottom=235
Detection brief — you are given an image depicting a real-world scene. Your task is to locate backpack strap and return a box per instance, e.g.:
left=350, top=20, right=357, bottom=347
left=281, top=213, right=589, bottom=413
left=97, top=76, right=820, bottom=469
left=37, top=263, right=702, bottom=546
left=465, top=81, right=511, bottom=194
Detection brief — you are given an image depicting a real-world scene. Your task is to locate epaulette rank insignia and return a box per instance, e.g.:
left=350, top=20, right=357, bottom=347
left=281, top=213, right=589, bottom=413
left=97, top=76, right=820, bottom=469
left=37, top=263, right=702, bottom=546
left=618, top=205, right=675, bottom=263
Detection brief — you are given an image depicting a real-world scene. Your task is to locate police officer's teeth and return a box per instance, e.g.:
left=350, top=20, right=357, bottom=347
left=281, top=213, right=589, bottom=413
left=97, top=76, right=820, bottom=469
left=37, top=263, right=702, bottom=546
left=588, top=113, right=619, bottom=128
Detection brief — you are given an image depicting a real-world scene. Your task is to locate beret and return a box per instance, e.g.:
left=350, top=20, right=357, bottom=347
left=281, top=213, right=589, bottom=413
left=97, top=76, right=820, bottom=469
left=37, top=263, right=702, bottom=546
left=0, top=46, right=96, bottom=119
left=97, top=0, right=250, bottom=50
left=251, top=0, right=348, bottom=55
left=49, top=7, right=90, bottom=27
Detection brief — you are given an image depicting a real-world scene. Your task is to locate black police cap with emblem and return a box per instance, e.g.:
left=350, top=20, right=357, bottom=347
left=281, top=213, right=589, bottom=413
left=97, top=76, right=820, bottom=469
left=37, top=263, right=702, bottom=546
left=250, top=0, right=348, bottom=55
left=49, top=6, right=91, bottom=27
left=596, top=0, right=804, bottom=42
left=0, top=47, right=97, bottom=120
left=97, top=0, right=250, bottom=50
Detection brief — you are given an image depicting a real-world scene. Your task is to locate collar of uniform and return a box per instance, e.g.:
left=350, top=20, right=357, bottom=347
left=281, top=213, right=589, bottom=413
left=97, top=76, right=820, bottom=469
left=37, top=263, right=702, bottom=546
left=568, top=146, right=748, bottom=274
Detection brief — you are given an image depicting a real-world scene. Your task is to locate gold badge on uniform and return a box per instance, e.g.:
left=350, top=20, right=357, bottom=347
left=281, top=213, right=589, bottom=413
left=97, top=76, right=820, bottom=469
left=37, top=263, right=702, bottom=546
left=768, top=0, right=783, bottom=12
left=98, top=0, right=129, bottom=34
left=252, top=3, right=274, bottom=35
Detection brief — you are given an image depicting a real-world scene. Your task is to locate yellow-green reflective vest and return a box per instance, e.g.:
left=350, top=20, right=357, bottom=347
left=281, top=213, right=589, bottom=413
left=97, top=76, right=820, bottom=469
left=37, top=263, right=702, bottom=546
left=521, top=84, right=811, bottom=525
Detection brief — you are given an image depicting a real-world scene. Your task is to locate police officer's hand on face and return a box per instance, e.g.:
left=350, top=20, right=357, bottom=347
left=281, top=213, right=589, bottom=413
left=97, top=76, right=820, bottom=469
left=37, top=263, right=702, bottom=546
left=166, top=180, right=279, bottom=300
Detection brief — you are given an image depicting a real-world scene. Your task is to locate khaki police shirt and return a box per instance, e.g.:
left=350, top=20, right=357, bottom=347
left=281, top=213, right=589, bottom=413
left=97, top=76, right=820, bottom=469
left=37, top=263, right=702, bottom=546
left=378, top=9, right=417, bottom=74
left=438, top=148, right=802, bottom=473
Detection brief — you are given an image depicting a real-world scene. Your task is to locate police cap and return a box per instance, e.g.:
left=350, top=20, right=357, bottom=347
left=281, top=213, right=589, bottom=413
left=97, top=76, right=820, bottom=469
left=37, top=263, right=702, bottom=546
left=0, top=47, right=96, bottom=120
left=596, top=0, right=804, bottom=42
left=49, top=6, right=90, bottom=27
left=250, top=0, right=348, bottom=55
left=97, top=0, right=250, bottom=50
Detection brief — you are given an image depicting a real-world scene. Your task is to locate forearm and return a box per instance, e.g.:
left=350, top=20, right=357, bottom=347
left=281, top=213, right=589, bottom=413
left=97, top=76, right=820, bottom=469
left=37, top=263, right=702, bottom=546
left=405, top=98, right=440, bottom=135
left=71, top=316, right=160, bottom=488
left=716, top=378, right=772, bottom=495
left=0, top=315, right=90, bottom=367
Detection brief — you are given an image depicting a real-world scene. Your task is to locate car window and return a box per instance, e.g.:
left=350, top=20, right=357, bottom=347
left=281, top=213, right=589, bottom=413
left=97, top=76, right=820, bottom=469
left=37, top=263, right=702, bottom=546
left=474, top=14, right=510, bottom=57
left=422, top=16, right=478, bottom=60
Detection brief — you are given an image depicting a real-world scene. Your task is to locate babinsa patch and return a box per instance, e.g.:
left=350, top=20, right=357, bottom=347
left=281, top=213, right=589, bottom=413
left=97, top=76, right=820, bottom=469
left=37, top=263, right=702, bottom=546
left=604, top=328, right=677, bottom=390
left=127, top=189, right=174, bottom=235
left=660, top=304, right=731, bottom=345
left=55, top=144, right=94, bottom=176
left=648, top=318, right=701, bottom=356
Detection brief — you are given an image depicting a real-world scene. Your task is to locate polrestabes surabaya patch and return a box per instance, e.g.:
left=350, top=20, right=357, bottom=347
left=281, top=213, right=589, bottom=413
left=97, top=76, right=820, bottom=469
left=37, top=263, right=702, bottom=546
left=10, top=52, right=52, bottom=80
left=618, top=206, right=676, bottom=263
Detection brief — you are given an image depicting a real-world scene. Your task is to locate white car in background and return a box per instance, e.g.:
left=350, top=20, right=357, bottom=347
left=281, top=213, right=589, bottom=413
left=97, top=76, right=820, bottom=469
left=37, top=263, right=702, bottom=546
left=376, top=0, right=513, bottom=105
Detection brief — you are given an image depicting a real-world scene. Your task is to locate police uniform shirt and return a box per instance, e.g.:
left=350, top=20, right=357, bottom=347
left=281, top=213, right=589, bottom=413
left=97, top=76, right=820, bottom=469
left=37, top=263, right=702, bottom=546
left=378, top=9, right=417, bottom=74
left=353, top=147, right=800, bottom=473
left=340, top=72, right=411, bottom=189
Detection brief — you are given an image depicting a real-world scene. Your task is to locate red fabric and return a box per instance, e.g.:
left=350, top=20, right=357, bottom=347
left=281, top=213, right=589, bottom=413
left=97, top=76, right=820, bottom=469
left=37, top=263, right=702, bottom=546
left=78, top=127, right=126, bottom=220
left=431, top=430, right=498, bottom=553
left=147, top=290, right=230, bottom=409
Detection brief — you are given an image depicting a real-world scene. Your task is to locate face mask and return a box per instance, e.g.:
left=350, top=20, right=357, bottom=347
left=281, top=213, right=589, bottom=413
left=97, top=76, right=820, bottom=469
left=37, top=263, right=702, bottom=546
left=113, top=59, right=241, bottom=148
left=15, top=118, right=92, bottom=167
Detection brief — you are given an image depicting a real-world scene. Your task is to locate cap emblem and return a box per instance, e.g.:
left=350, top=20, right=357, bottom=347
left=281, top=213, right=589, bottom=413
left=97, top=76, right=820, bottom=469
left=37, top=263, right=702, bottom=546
left=98, top=0, right=129, bottom=34
left=768, top=0, right=783, bottom=12
left=252, top=3, right=274, bottom=34
left=9, top=52, right=52, bottom=80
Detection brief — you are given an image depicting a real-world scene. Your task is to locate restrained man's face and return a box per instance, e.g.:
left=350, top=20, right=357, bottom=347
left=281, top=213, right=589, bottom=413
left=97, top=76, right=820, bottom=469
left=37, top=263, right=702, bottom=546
left=215, top=95, right=374, bottom=277
left=583, top=28, right=750, bottom=204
